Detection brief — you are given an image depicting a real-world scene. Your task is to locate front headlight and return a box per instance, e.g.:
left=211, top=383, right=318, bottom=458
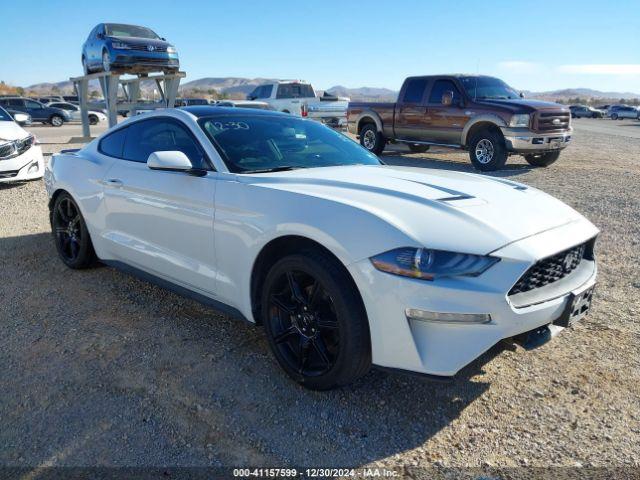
left=166, top=46, right=177, bottom=54
left=509, top=114, right=530, bottom=128
left=370, top=247, right=499, bottom=280
left=111, top=41, right=131, bottom=50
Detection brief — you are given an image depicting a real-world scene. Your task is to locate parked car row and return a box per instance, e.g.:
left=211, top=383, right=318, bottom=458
left=0, top=97, right=107, bottom=126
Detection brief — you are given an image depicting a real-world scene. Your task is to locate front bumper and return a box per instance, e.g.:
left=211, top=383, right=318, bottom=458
left=501, top=126, right=572, bottom=153
left=111, top=52, right=179, bottom=71
left=348, top=218, right=598, bottom=377
left=0, top=145, right=44, bottom=182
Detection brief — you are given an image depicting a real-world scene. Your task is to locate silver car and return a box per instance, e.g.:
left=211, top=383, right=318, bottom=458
left=46, top=102, right=107, bottom=125
left=608, top=105, right=639, bottom=120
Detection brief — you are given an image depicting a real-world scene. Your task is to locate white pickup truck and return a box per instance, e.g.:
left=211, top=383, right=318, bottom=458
left=247, top=80, right=348, bottom=128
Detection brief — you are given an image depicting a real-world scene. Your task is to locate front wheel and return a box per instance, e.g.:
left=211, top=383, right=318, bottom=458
left=359, top=124, right=385, bottom=155
left=51, top=193, right=97, bottom=269
left=261, top=251, right=371, bottom=390
left=89, top=114, right=98, bottom=125
left=468, top=129, right=508, bottom=171
left=102, top=50, right=111, bottom=73
left=82, top=56, right=90, bottom=75
left=524, top=151, right=561, bottom=167
left=611, top=113, right=618, bottom=120
left=408, top=144, right=430, bottom=153
left=50, top=115, right=64, bottom=127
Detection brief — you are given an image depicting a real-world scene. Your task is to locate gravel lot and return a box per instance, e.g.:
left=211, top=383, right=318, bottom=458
left=0, top=119, right=639, bottom=475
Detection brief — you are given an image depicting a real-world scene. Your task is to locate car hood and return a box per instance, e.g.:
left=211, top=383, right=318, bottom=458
left=475, top=98, right=569, bottom=114
left=0, top=121, right=29, bottom=141
left=238, top=165, right=586, bottom=255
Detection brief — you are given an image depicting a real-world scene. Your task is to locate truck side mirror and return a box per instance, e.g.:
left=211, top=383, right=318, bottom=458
left=441, top=91, right=454, bottom=106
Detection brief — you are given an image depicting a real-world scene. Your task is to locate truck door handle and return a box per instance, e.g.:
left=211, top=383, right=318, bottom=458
left=104, top=178, right=123, bottom=188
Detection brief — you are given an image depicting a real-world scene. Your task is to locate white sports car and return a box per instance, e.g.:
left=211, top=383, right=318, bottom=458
left=0, top=106, right=44, bottom=182
left=45, top=107, right=598, bottom=390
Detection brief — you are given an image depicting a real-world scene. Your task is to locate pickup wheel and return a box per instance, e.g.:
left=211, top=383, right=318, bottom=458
left=408, top=144, right=430, bottom=153
left=524, top=151, right=560, bottom=167
left=359, top=124, right=385, bottom=155
left=468, top=128, right=508, bottom=171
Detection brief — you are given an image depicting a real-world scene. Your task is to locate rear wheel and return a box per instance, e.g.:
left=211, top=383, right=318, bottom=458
left=524, top=151, right=561, bottom=167
left=468, top=128, right=507, bottom=171
left=51, top=193, right=97, bottom=269
left=89, top=114, right=98, bottom=125
left=359, top=123, right=385, bottom=155
left=408, top=144, right=430, bottom=153
left=261, top=252, right=371, bottom=390
left=611, top=113, right=618, bottom=120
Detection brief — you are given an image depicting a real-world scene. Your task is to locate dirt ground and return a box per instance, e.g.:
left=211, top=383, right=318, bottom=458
left=0, top=118, right=638, bottom=476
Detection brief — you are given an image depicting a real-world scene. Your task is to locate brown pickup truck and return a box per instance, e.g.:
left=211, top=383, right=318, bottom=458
left=347, top=75, right=572, bottom=171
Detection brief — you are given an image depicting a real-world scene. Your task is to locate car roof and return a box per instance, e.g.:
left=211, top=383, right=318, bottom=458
left=180, top=106, right=288, bottom=118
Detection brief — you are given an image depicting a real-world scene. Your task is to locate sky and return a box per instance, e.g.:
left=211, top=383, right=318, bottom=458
left=1, top=0, right=639, bottom=93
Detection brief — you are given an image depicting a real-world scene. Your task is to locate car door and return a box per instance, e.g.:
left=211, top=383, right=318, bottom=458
left=24, top=100, right=46, bottom=121
left=100, top=117, right=218, bottom=294
left=422, top=79, right=469, bottom=145
left=394, top=77, right=429, bottom=140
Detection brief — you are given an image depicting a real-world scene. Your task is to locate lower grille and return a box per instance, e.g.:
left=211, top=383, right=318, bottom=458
left=509, top=241, right=591, bottom=296
left=0, top=170, right=19, bottom=179
left=127, top=44, right=168, bottom=53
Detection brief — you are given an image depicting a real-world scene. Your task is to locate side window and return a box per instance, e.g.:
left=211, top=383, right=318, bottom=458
left=403, top=78, right=428, bottom=104
left=25, top=100, right=42, bottom=109
left=259, top=85, right=273, bottom=98
left=123, top=119, right=207, bottom=168
left=98, top=127, right=128, bottom=158
left=428, top=80, right=461, bottom=104
left=8, top=99, right=23, bottom=107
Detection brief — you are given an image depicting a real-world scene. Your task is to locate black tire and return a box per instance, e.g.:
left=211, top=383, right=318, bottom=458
left=261, top=251, right=371, bottom=390
left=468, top=128, right=508, bottom=171
left=611, top=113, right=618, bottom=120
left=592, top=113, right=598, bottom=119
left=408, top=144, right=430, bottom=153
left=359, top=123, right=385, bottom=155
left=49, top=114, right=64, bottom=127
left=524, top=151, right=561, bottom=167
left=89, top=114, right=98, bottom=125
left=82, top=56, right=90, bottom=75
left=102, top=50, right=111, bottom=73
left=51, top=193, right=97, bottom=269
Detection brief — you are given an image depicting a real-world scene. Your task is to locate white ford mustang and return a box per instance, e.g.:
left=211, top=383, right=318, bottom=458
left=45, top=107, right=598, bottom=390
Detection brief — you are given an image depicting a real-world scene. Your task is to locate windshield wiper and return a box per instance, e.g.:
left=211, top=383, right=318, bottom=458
left=241, top=166, right=301, bottom=174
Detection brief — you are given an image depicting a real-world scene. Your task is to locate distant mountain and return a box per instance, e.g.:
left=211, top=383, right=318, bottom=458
left=23, top=77, right=640, bottom=102
left=325, top=85, right=398, bottom=101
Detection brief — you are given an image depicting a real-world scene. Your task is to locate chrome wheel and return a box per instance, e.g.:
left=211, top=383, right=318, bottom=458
left=53, top=197, right=82, bottom=262
left=362, top=129, right=377, bottom=150
left=102, top=51, right=111, bottom=72
left=51, top=116, right=63, bottom=127
left=475, top=138, right=495, bottom=164
left=267, top=269, right=340, bottom=377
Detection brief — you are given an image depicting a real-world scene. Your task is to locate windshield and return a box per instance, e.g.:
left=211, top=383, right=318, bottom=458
left=199, top=115, right=382, bottom=173
left=459, top=76, right=521, bottom=100
left=105, top=24, right=160, bottom=39
left=0, top=107, right=12, bottom=121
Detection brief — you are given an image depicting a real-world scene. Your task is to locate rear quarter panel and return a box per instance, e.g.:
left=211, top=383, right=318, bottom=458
left=347, top=102, right=396, bottom=137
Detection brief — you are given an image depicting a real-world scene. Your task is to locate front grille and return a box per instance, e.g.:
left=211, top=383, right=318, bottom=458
left=0, top=143, right=15, bottom=158
left=509, top=242, right=590, bottom=296
left=127, top=44, right=167, bottom=52
left=533, top=111, right=571, bottom=132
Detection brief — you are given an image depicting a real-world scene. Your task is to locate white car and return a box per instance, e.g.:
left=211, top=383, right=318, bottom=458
left=45, top=107, right=598, bottom=390
left=0, top=107, right=44, bottom=182
left=248, top=81, right=348, bottom=128
left=46, top=102, right=107, bottom=125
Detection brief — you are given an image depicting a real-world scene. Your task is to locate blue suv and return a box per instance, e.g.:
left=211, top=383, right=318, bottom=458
left=82, top=23, right=179, bottom=75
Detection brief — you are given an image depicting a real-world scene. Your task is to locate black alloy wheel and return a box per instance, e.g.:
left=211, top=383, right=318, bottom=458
left=51, top=193, right=97, bottom=269
left=262, top=252, right=371, bottom=389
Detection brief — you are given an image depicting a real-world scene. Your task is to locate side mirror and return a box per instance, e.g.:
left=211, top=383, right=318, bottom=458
left=147, top=151, right=206, bottom=176
left=519, top=91, right=525, bottom=98
left=441, top=91, right=454, bottom=106
left=97, top=33, right=104, bottom=39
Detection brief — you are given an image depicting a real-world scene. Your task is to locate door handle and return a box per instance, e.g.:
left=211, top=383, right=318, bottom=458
left=104, top=178, right=123, bottom=188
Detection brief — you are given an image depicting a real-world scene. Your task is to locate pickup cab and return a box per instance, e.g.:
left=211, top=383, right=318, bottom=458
left=347, top=75, right=572, bottom=171
left=248, top=81, right=349, bottom=128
